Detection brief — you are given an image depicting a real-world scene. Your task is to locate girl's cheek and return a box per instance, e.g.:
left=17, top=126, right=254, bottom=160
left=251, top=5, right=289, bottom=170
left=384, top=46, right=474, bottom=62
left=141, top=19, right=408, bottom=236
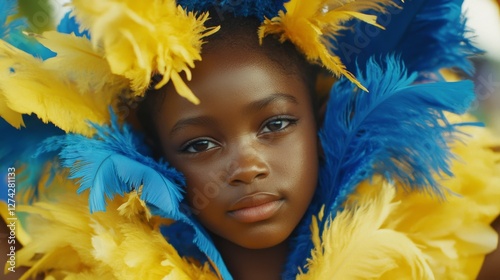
left=185, top=168, right=225, bottom=211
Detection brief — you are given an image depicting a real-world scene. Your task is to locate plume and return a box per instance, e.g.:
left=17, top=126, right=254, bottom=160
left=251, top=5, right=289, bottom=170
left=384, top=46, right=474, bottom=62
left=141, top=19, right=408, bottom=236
left=383, top=118, right=500, bottom=279
left=177, top=0, right=289, bottom=20
left=0, top=0, right=24, bottom=40
left=0, top=116, right=64, bottom=204
left=319, top=56, right=474, bottom=214
left=69, top=0, right=220, bottom=104
left=38, top=112, right=185, bottom=216
left=333, top=0, right=480, bottom=75
left=0, top=31, right=129, bottom=136
left=284, top=56, right=475, bottom=276
left=259, top=0, right=398, bottom=91
left=11, top=180, right=218, bottom=279
left=57, top=12, right=91, bottom=38
left=297, top=182, right=433, bottom=279
left=0, top=0, right=54, bottom=59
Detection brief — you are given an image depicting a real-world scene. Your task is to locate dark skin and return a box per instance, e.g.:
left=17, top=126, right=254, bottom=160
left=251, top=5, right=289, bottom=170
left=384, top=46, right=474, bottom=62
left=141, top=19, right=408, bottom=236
left=153, top=44, right=319, bottom=279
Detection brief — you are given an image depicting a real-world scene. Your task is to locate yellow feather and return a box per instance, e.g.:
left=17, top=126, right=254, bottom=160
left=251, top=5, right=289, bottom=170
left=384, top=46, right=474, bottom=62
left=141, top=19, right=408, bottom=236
left=38, top=31, right=130, bottom=104
left=259, top=0, right=399, bottom=92
left=298, top=181, right=434, bottom=280
left=0, top=97, right=24, bottom=128
left=70, top=0, right=219, bottom=104
left=0, top=35, right=129, bottom=136
left=11, top=171, right=219, bottom=279
left=0, top=201, right=31, bottom=264
left=382, top=114, right=500, bottom=279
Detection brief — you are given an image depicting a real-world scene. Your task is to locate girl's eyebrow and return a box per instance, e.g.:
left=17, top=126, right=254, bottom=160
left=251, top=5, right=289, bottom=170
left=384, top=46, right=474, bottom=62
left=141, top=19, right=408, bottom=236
left=244, top=93, right=298, bottom=114
left=170, top=116, right=217, bottom=136
left=169, top=93, right=298, bottom=136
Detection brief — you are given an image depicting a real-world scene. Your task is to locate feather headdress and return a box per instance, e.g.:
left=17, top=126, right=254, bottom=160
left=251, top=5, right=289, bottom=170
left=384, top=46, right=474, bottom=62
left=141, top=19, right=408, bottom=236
left=69, top=0, right=219, bottom=104
left=0, top=0, right=219, bottom=137
left=177, top=0, right=289, bottom=20
left=258, top=0, right=399, bottom=91
left=0, top=32, right=128, bottom=135
left=332, top=0, right=480, bottom=75
left=0, top=1, right=489, bottom=279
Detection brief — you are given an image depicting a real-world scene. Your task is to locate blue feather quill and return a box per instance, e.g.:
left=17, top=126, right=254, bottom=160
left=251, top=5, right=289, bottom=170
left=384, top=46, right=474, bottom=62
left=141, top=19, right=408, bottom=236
left=283, top=56, right=475, bottom=278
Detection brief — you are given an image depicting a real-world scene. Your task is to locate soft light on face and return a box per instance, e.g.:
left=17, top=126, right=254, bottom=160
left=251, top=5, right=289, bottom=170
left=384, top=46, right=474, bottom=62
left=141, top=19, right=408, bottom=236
left=154, top=46, right=319, bottom=249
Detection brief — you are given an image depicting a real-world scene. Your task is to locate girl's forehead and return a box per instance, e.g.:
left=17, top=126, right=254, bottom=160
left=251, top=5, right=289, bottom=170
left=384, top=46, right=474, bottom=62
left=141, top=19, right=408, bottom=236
left=171, top=47, right=307, bottom=101
left=198, top=42, right=288, bottom=74
left=155, top=47, right=313, bottom=129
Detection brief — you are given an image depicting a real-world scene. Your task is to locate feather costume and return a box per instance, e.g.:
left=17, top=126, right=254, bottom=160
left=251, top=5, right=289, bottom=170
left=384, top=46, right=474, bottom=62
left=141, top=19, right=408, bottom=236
left=1, top=0, right=499, bottom=279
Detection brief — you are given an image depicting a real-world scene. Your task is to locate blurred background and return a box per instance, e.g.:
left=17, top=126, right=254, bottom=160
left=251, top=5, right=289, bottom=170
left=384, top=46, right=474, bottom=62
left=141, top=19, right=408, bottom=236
left=463, top=0, right=500, bottom=135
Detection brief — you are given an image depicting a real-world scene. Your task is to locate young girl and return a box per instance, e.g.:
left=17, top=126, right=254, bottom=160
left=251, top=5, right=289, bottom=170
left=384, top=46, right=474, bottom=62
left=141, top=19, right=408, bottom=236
left=1, top=0, right=499, bottom=279
left=137, top=16, right=321, bottom=279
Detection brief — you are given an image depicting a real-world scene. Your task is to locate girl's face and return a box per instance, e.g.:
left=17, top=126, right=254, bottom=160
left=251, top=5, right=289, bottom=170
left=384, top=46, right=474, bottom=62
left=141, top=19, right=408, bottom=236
left=155, top=45, right=318, bottom=249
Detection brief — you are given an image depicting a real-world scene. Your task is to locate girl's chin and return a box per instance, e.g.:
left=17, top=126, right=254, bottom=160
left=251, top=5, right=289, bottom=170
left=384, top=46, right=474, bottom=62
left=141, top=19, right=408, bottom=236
left=229, top=231, right=291, bottom=250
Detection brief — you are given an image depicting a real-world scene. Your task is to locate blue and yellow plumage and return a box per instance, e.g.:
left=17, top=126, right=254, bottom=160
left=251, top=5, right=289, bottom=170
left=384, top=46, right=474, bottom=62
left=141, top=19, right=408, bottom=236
left=1, top=0, right=499, bottom=279
left=258, top=0, right=398, bottom=92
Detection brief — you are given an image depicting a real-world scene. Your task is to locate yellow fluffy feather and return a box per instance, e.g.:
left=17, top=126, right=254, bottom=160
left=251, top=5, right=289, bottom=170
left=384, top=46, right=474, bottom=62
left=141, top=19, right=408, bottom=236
left=9, top=172, right=219, bottom=280
left=0, top=32, right=129, bottom=136
left=0, top=96, right=24, bottom=128
left=298, top=115, right=500, bottom=279
left=258, top=0, right=398, bottom=92
left=382, top=115, right=500, bottom=279
left=70, top=0, right=219, bottom=104
left=298, top=181, right=434, bottom=280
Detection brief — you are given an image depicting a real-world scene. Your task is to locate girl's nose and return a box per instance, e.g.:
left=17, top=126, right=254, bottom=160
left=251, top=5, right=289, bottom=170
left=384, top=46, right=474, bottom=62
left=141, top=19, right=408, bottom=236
left=227, top=141, right=270, bottom=186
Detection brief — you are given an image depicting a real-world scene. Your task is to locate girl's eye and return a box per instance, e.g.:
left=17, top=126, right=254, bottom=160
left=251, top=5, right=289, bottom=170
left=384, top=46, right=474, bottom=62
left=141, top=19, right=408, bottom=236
left=261, top=117, right=297, bottom=134
left=181, top=139, right=218, bottom=153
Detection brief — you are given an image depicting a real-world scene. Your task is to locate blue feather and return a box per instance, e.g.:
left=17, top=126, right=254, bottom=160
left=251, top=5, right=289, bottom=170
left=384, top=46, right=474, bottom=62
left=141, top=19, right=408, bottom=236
left=37, top=111, right=233, bottom=280
left=333, top=0, right=480, bottom=76
left=177, top=0, right=288, bottom=20
left=160, top=221, right=208, bottom=262
left=0, top=115, right=64, bottom=203
left=39, top=113, right=185, bottom=215
left=57, top=12, right=91, bottom=39
left=283, top=56, right=475, bottom=277
left=1, top=0, right=22, bottom=39
left=171, top=210, right=233, bottom=280
left=0, top=0, right=55, bottom=59
left=320, top=56, right=474, bottom=211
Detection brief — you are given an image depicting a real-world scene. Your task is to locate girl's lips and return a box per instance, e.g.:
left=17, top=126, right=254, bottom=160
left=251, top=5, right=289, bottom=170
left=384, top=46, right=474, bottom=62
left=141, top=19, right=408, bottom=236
left=228, top=193, right=284, bottom=223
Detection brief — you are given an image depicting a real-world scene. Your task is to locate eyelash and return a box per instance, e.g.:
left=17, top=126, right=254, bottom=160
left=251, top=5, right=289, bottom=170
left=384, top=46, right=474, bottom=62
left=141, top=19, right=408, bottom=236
left=180, top=116, right=298, bottom=154
left=180, top=138, right=219, bottom=154
left=259, top=116, right=298, bottom=135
